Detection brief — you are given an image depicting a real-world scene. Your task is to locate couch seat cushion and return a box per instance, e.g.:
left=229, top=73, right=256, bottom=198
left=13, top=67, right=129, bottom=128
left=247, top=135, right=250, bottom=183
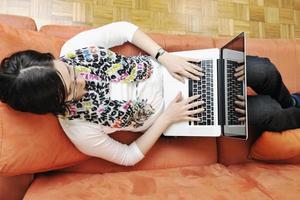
left=24, top=164, right=271, bottom=200
left=229, top=163, right=300, bottom=200
left=55, top=135, right=217, bottom=174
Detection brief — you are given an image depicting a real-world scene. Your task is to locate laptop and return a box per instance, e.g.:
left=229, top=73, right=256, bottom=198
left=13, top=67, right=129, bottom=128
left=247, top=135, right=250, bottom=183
left=162, top=32, right=248, bottom=140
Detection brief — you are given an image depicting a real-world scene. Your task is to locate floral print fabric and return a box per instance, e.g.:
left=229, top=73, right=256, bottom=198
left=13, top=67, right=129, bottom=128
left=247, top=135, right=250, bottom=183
left=60, top=46, right=155, bottom=128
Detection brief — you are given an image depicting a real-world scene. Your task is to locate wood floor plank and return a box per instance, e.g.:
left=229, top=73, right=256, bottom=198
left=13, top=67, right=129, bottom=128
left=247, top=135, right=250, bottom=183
left=1, top=0, right=300, bottom=39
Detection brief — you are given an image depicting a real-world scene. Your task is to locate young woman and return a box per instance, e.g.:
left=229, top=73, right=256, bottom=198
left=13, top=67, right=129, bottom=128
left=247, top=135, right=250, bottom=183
left=0, top=22, right=204, bottom=166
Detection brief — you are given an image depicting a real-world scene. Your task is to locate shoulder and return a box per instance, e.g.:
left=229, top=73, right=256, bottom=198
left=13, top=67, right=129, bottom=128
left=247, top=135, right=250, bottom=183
left=58, top=117, right=106, bottom=140
left=60, top=46, right=107, bottom=58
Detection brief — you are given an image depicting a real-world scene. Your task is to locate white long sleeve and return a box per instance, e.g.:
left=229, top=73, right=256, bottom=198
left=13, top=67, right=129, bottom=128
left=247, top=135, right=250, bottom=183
left=58, top=118, right=144, bottom=166
left=60, top=21, right=139, bottom=57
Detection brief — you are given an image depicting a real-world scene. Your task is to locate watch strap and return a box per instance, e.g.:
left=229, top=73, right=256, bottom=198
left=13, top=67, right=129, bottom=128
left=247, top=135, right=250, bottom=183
left=155, top=48, right=165, bottom=60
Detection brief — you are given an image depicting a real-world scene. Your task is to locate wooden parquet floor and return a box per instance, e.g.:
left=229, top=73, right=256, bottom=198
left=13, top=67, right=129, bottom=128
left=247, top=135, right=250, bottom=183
left=1, top=0, right=300, bottom=39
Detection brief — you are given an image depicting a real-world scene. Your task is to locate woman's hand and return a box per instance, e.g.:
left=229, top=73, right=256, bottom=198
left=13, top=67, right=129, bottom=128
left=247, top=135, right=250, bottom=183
left=234, top=63, right=246, bottom=122
left=158, top=53, right=204, bottom=83
left=234, top=94, right=246, bottom=122
left=161, top=91, right=205, bottom=125
left=234, top=63, right=245, bottom=82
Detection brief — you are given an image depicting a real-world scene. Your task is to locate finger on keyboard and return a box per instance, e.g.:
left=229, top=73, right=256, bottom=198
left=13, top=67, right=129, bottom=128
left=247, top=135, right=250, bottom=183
left=238, top=117, right=246, bottom=122
left=235, top=65, right=244, bottom=72
left=237, top=75, right=245, bottom=81
left=235, top=107, right=245, bottom=114
left=236, top=94, right=245, bottom=100
left=234, top=100, right=245, bottom=107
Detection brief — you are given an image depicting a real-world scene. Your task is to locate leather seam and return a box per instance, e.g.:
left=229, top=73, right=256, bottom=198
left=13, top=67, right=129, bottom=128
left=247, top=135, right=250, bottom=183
left=216, top=138, right=220, bottom=163
left=227, top=167, right=275, bottom=200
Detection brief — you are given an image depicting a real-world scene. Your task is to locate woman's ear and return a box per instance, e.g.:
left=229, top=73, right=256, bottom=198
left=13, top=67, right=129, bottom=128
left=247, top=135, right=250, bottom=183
left=65, top=92, right=73, bottom=103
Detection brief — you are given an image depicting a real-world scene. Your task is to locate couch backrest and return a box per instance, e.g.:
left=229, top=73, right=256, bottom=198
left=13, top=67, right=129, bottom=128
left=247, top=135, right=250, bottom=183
left=2, top=14, right=299, bottom=173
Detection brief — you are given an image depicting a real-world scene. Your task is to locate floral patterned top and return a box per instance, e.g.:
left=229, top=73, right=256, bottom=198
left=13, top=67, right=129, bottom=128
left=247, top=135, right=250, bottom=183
left=59, top=46, right=156, bottom=129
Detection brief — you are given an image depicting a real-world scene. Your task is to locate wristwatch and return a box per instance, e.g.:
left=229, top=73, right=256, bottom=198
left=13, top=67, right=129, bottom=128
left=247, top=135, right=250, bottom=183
left=155, top=48, right=166, bottom=60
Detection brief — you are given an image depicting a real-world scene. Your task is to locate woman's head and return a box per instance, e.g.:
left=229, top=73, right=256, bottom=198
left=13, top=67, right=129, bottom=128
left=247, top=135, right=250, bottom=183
left=0, top=50, right=68, bottom=115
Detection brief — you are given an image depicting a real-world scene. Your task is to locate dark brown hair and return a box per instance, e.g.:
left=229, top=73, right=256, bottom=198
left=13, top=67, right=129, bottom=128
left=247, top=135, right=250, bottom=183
left=0, top=50, right=68, bottom=115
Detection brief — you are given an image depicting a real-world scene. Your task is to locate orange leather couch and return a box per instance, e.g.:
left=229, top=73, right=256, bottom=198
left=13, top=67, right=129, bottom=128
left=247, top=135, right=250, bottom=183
left=1, top=14, right=300, bottom=200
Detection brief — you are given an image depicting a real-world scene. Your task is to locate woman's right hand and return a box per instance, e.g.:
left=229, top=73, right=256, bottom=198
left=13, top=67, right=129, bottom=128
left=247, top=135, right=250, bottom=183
left=161, top=91, right=205, bottom=125
left=234, top=94, right=246, bottom=122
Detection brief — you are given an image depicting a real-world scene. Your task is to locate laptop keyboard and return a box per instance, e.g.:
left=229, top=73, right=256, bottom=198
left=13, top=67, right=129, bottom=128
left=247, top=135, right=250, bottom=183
left=226, top=60, right=245, bottom=125
left=188, top=60, right=214, bottom=126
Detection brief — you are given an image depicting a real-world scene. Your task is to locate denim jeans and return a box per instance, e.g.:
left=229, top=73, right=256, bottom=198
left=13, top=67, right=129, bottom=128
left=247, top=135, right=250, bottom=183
left=247, top=55, right=300, bottom=131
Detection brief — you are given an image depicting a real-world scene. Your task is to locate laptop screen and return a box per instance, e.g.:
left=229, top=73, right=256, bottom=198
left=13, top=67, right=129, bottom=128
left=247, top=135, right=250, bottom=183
left=221, top=32, right=247, bottom=139
left=222, top=33, right=245, bottom=52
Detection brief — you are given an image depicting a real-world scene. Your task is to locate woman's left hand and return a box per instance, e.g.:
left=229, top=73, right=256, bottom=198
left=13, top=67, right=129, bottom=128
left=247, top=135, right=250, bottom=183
left=158, top=53, right=204, bottom=83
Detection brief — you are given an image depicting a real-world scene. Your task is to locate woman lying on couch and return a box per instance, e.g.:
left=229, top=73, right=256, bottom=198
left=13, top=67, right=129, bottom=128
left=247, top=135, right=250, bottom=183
left=0, top=22, right=204, bottom=166
left=0, top=22, right=299, bottom=166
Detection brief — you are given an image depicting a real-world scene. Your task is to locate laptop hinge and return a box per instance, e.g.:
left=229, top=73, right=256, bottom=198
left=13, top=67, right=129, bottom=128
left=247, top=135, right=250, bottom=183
left=217, top=58, right=225, bottom=130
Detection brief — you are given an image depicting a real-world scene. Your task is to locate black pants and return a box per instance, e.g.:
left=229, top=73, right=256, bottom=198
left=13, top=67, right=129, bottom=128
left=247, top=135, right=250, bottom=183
left=247, top=55, right=300, bottom=131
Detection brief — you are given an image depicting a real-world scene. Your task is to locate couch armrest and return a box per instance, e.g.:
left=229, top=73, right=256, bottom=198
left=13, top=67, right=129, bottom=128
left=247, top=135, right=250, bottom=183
left=0, top=14, right=37, bottom=31
left=0, top=174, right=34, bottom=200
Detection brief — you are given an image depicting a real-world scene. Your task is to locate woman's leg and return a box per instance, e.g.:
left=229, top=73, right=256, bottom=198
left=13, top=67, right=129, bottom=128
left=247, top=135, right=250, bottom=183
left=248, top=95, right=300, bottom=131
left=246, top=55, right=294, bottom=108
